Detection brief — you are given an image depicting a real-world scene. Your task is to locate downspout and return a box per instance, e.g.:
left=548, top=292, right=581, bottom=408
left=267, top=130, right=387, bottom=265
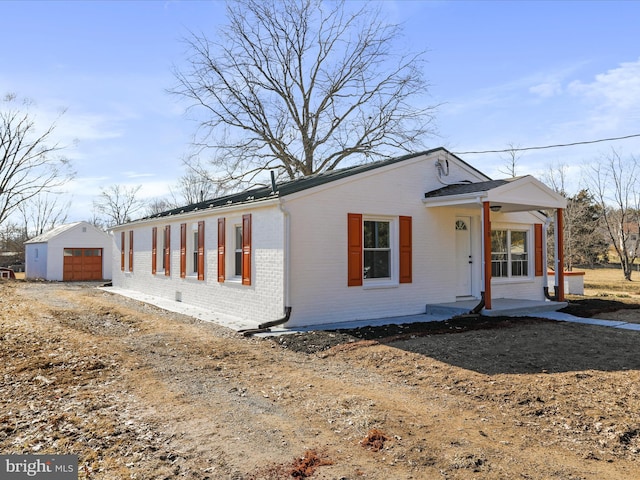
left=240, top=195, right=292, bottom=336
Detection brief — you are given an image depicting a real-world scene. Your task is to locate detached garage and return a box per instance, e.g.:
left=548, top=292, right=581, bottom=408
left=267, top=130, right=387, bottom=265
left=25, top=222, right=113, bottom=281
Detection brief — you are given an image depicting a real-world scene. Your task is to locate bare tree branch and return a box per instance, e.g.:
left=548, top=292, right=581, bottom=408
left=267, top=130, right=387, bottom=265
left=586, top=148, right=639, bottom=280
left=93, top=185, right=144, bottom=227
left=0, top=94, right=74, bottom=227
left=171, top=0, right=436, bottom=189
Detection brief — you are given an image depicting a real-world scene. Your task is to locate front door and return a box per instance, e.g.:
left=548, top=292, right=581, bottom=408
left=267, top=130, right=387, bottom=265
left=455, top=217, right=472, bottom=297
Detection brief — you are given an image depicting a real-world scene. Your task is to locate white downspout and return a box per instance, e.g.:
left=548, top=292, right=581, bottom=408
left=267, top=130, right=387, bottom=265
left=279, top=198, right=291, bottom=310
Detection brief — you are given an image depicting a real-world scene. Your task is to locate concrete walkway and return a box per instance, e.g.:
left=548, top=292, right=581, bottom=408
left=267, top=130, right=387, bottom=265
left=102, top=286, right=640, bottom=334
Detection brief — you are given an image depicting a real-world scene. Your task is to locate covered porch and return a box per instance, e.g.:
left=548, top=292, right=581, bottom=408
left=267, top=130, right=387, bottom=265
left=423, top=175, right=568, bottom=311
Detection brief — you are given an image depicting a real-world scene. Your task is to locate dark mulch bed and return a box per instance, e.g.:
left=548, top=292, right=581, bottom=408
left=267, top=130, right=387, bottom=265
left=272, top=298, right=640, bottom=355
left=273, top=316, right=550, bottom=354
left=559, top=298, right=640, bottom=318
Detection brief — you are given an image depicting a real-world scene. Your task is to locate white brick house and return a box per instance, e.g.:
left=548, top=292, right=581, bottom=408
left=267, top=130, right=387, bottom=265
left=110, top=148, right=566, bottom=329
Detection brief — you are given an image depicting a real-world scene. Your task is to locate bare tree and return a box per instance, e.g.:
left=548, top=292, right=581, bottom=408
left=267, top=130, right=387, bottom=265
left=498, top=143, right=522, bottom=178
left=18, top=193, right=70, bottom=237
left=587, top=149, right=639, bottom=280
left=145, top=197, right=173, bottom=217
left=93, top=184, right=144, bottom=227
left=171, top=0, right=436, bottom=189
left=0, top=94, right=73, bottom=227
left=171, top=168, right=227, bottom=206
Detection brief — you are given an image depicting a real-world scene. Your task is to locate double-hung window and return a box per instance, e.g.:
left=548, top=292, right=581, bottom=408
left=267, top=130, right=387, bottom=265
left=348, top=213, right=412, bottom=286
left=491, top=229, right=529, bottom=278
left=234, top=225, right=243, bottom=277
left=363, top=220, right=391, bottom=279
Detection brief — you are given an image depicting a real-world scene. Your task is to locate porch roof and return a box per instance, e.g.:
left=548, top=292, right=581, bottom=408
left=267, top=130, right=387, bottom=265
left=422, top=175, right=567, bottom=212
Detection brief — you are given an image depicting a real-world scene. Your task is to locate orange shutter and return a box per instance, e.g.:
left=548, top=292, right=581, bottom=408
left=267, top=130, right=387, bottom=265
left=399, top=216, right=412, bottom=283
left=164, top=225, right=171, bottom=276
left=217, top=218, right=225, bottom=282
left=120, top=231, right=125, bottom=271
left=242, top=214, right=252, bottom=285
left=347, top=213, right=363, bottom=286
left=197, top=220, right=205, bottom=281
left=151, top=227, right=157, bottom=275
left=128, top=230, right=134, bottom=272
left=534, top=223, right=543, bottom=277
left=180, top=223, right=187, bottom=278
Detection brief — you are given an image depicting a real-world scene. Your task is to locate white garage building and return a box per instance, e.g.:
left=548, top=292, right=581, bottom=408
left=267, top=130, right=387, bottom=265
left=25, top=221, right=113, bottom=281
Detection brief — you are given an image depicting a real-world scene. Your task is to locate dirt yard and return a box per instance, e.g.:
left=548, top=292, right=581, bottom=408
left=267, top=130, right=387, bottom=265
left=1, top=281, right=640, bottom=479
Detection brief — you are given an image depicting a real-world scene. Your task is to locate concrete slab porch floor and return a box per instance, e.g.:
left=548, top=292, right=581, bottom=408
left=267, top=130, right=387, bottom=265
left=426, top=298, right=568, bottom=318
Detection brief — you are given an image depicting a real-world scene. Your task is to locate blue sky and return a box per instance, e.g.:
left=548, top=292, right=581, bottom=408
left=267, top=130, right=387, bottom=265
left=2, top=0, right=639, bottom=222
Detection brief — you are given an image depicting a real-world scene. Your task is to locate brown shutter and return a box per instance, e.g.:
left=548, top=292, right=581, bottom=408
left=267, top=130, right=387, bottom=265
left=151, top=227, right=157, bottom=275
left=164, top=225, right=171, bottom=276
left=180, top=223, right=187, bottom=278
left=128, top=230, right=134, bottom=272
left=534, top=223, right=543, bottom=277
left=399, top=216, right=412, bottom=283
left=120, top=231, right=125, bottom=271
left=197, top=220, right=205, bottom=281
left=217, top=218, right=225, bottom=282
left=242, top=214, right=252, bottom=285
left=347, top=213, right=363, bottom=286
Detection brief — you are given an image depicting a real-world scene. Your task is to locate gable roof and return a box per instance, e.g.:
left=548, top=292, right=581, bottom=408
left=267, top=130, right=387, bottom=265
left=25, top=222, right=83, bottom=244
left=142, top=147, right=485, bottom=221
left=24, top=221, right=108, bottom=244
left=423, top=175, right=566, bottom=212
left=424, top=178, right=515, bottom=198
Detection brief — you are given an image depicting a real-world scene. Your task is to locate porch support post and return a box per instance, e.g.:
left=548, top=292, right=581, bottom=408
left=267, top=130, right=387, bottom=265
left=483, top=201, right=492, bottom=310
left=555, top=208, right=565, bottom=301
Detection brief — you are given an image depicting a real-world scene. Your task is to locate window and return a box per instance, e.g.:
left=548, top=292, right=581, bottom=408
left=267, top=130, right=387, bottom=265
left=181, top=222, right=205, bottom=280
left=491, top=229, right=529, bottom=278
left=216, top=215, right=250, bottom=285
left=347, top=213, right=412, bottom=286
left=192, top=228, right=199, bottom=274
left=363, top=220, right=390, bottom=279
left=234, top=225, right=243, bottom=277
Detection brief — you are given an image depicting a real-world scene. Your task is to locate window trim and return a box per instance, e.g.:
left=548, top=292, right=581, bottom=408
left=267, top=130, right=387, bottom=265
left=348, top=213, right=412, bottom=288
left=491, top=227, right=532, bottom=280
left=363, top=217, right=393, bottom=282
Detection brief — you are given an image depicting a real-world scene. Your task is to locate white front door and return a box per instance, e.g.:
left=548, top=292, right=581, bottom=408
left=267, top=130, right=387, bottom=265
left=455, top=216, right=473, bottom=297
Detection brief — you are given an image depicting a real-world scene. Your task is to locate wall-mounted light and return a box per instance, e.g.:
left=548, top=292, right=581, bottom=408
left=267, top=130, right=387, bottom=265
left=490, top=205, right=502, bottom=212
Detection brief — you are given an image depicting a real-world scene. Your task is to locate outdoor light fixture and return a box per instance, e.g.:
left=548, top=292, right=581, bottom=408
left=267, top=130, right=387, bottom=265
left=490, top=205, right=502, bottom=212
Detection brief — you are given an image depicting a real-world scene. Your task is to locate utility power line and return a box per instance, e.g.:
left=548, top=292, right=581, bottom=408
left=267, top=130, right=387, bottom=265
left=453, top=133, right=640, bottom=155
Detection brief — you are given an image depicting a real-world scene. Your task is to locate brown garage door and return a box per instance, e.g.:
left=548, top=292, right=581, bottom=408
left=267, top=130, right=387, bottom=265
left=63, top=248, right=103, bottom=281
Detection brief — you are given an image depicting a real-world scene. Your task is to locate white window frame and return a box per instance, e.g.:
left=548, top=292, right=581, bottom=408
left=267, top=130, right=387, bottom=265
left=363, top=216, right=398, bottom=288
left=491, top=227, right=532, bottom=280
left=186, top=223, right=199, bottom=277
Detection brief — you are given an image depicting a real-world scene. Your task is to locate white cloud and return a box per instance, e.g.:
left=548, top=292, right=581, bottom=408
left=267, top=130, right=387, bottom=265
left=568, top=57, right=640, bottom=109
left=529, top=81, right=562, bottom=98
left=564, top=57, right=640, bottom=133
